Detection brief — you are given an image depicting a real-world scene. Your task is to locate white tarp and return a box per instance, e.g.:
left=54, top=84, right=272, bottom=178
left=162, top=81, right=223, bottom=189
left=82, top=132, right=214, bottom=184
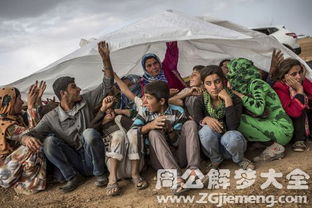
left=5, top=10, right=311, bottom=99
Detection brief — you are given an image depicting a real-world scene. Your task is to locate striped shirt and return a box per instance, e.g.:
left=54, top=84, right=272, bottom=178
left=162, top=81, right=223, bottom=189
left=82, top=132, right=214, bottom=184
left=131, top=104, right=187, bottom=132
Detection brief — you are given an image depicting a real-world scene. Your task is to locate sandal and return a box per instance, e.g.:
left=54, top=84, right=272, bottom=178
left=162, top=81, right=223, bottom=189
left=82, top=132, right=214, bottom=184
left=253, top=142, right=285, bottom=162
left=106, top=183, right=121, bottom=196
left=238, top=158, right=255, bottom=170
left=132, top=177, right=148, bottom=190
left=173, top=177, right=190, bottom=196
left=292, top=141, right=307, bottom=152
left=209, top=161, right=222, bottom=170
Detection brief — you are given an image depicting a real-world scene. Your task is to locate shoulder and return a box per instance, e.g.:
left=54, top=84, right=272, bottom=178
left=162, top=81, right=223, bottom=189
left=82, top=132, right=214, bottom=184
left=249, top=79, right=272, bottom=91
left=169, top=104, right=185, bottom=114
left=42, top=107, right=59, bottom=121
left=273, top=81, right=287, bottom=90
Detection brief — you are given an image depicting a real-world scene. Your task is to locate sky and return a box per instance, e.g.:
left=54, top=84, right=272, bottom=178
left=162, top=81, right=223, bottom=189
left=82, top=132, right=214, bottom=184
left=0, top=0, right=311, bottom=85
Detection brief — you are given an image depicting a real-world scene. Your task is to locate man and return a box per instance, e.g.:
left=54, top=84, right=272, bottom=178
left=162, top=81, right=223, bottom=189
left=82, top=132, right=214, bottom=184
left=22, top=41, right=114, bottom=192
left=127, top=80, right=200, bottom=195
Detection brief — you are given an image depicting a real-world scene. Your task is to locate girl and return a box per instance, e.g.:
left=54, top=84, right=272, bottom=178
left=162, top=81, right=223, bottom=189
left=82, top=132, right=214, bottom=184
left=193, top=65, right=254, bottom=170
left=273, top=58, right=312, bottom=152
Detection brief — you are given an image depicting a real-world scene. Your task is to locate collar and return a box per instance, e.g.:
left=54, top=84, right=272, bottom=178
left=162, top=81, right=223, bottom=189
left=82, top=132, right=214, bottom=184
left=144, top=105, right=172, bottom=116
left=58, top=99, right=86, bottom=122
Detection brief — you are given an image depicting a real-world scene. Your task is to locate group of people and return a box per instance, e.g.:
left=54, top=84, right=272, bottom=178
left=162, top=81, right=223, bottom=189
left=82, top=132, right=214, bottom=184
left=0, top=40, right=311, bottom=196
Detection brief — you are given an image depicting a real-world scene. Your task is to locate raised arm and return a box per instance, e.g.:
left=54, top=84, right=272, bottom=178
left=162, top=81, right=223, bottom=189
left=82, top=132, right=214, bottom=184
left=82, top=41, right=114, bottom=107
left=114, top=73, right=136, bottom=101
left=99, top=41, right=114, bottom=79
left=162, top=41, right=187, bottom=89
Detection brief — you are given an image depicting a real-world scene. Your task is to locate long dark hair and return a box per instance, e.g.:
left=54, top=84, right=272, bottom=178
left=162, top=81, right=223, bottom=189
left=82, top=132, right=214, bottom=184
left=200, top=65, right=226, bottom=82
left=274, top=58, right=302, bottom=81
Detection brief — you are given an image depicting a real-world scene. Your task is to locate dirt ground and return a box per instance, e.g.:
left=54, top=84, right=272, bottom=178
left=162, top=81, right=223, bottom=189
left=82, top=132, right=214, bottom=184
left=1, top=38, right=312, bottom=208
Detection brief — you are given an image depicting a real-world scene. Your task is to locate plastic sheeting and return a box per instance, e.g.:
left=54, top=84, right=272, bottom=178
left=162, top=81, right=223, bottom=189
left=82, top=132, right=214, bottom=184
left=5, top=10, right=311, bottom=99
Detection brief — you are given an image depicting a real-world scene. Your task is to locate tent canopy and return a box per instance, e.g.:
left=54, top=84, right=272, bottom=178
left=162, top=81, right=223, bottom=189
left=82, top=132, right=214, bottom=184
left=6, top=10, right=311, bottom=99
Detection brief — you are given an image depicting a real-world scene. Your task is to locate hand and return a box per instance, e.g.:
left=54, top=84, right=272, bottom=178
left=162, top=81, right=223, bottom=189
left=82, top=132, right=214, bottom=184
left=182, top=87, right=201, bottom=97
left=22, top=136, right=42, bottom=152
left=37, top=80, right=47, bottom=99
left=218, top=89, right=231, bottom=101
left=98, top=41, right=110, bottom=59
left=227, top=81, right=232, bottom=89
left=114, top=109, right=131, bottom=117
left=169, top=88, right=179, bottom=96
left=232, top=90, right=244, bottom=99
left=148, top=115, right=167, bottom=130
left=162, top=119, right=173, bottom=133
left=269, top=49, right=284, bottom=78
left=114, top=109, right=123, bottom=115
left=27, top=84, right=39, bottom=109
left=100, top=96, right=115, bottom=112
left=285, top=74, right=303, bottom=92
left=202, top=117, right=224, bottom=133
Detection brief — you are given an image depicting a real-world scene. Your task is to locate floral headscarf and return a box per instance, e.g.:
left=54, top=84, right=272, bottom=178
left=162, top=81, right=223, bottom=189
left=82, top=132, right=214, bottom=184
left=226, top=58, right=261, bottom=94
left=141, top=53, right=168, bottom=87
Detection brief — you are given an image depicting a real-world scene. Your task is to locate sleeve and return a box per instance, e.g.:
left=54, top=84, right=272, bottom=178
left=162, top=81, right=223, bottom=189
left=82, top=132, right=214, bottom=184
left=273, top=81, right=305, bottom=118
left=82, top=75, right=114, bottom=109
left=162, top=41, right=179, bottom=73
left=225, top=94, right=242, bottom=130
left=241, top=80, right=267, bottom=116
left=5, top=124, right=29, bottom=142
left=131, top=114, right=147, bottom=130
left=26, top=108, right=41, bottom=128
left=89, top=110, right=105, bottom=130
left=25, top=115, right=52, bottom=141
left=192, top=96, right=206, bottom=124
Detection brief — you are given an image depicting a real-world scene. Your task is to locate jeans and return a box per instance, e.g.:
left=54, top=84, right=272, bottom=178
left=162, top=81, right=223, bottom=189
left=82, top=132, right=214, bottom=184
left=198, top=125, right=247, bottom=164
left=43, top=128, right=106, bottom=181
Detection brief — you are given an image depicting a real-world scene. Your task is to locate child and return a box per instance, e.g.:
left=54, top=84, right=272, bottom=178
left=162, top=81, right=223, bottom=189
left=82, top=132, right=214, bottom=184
left=193, top=65, right=254, bottom=170
left=127, top=80, right=200, bottom=195
left=273, top=58, right=312, bottom=152
left=90, top=96, right=147, bottom=196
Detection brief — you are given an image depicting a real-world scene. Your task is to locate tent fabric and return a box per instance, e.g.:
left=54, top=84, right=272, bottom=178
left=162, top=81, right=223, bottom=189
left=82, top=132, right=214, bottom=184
left=5, top=10, right=311, bottom=99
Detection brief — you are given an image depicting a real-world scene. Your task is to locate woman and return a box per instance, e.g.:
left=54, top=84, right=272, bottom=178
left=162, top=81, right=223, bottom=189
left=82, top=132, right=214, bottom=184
left=226, top=58, right=294, bottom=162
left=193, top=65, right=254, bottom=170
left=0, top=86, right=46, bottom=195
left=140, top=41, right=186, bottom=95
left=273, top=58, right=312, bottom=152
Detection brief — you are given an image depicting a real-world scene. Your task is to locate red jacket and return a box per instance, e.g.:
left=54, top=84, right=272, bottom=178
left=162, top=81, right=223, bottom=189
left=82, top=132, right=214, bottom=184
left=273, top=79, right=312, bottom=118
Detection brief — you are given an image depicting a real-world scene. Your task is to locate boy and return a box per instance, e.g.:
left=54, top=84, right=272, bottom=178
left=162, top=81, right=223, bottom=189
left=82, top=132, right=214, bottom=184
left=127, top=80, right=200, bottom=195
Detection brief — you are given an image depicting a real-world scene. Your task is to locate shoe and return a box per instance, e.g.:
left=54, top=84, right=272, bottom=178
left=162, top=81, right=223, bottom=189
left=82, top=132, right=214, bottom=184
left=106, top=183, right=121, bottom=196
left=59, top=174, right=84, bottom=193
left=292, top=141, right=307, bottom=152
left=132, top=176, right=148, bottom=190
left=238, top=158, right=255, bottom=170
left=173, top=177, right=190, bottom=196
left=253, top=142, right=285, bottom=162
left=95, top=175, right=108, bottom=187
left=209, top=161, right=222, bottom=170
